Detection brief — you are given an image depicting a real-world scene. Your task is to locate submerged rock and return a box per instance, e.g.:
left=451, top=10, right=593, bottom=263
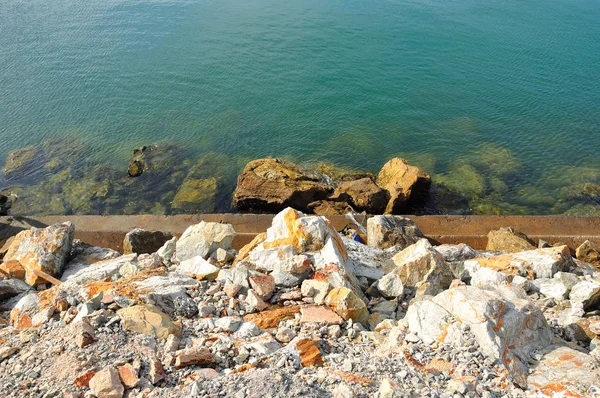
left=171, top=177, right=217, bottom=213
left=233, top=158, right=331, bottom=213
left=3, top=146, right=39, bottom=181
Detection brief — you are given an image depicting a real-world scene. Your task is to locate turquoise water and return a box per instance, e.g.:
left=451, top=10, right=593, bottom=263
left=1, top=0, right=599, bottom=215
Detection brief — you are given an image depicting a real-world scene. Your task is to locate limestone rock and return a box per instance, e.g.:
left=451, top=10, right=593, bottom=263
left=60, top=244, right=121, bottom=281
left=248, top=274, right=275, bottom=299
left=576, top=240, right=600, bottom=266
left=3, top=222, right=75, bottom=285
left=390, top=239, right=453, bottom=295
left=377, top=378, right=401, bottom=398
left=0, top=278, right=30, bottom=300
left=246, top=290, right=268, bottom=311
left=0, top=346, right=19, bottom=362
left=117, top=304, right=181, bottom=339
left=486, top=227, right=535, bottom=253
left=376, top=157, right=431, bottom=214
left=176, top=221, right=236, bottom=262
left=539, top=272, right=580, bottom=299
left=376, top=273, right=404, bottom=298
left=367, top=215, right=423, bottom=250
left=330, top=178, right=389, bottom=214
left=123, top=228, right=173, bottom=255
left=570, top=280, right=600, bottom=310
left=248, top=244, right=297, bottom=273
left=157, top=237, right=177, bottom=265
left=407, top=285, right=553, bottom=387
left=247, top=333, right=282, bottom=356
left=324, top=287, right=368, bottom=324
left=342, top=237, right=388, bottom=280
left=177, top=256, right=220, bottom=280
left=232, top=158, right=331, bottom=213
left=118, top=363, right=139, bottom=389
left=301, top=279, right=331, bottom=305
left=0, top=260, right=26, bottom=279
left=89, top=366, right=124, bottom=398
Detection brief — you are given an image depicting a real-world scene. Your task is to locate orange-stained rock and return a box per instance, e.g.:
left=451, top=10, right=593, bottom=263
left=243, top=306, right=301, bottom=329
left=300, top=305, right=344, bottom=325
left=118, top=363, right=139, bottom=389
left=55, top=299, right=69, bottom=312
left=233, top=158, right=331, bottom=213
left=2, top=222, right=74, bottom=286
left=148, top=357, right=166, bottom=385
left=248, top=274, right=275, bottom=299
left=0, top=260, right=26, bottom=279
left=233, top=232, right=266, bottom=267
left=376, top=158, right=431, bottom=214
left=295, top=338, right=324, bottom=367
left=324, top=287, right=369, bottom=324
left=74, top=370, right=96, bottom=388
left=174, top=347, right=216, bottom=369
left=486, top=227, right=536, bottom=253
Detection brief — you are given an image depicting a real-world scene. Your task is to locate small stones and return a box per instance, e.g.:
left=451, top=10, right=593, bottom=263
left=147, top=357, right=166, bottom=385
left=117, top=363, right=139, bottom=389
left=275, top=327, right=297, bottom=343
left=249, top=274, right=275, bottom=299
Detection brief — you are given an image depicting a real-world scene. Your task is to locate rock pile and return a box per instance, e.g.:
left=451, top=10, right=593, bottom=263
left=1, top=214, right=599, bottom=397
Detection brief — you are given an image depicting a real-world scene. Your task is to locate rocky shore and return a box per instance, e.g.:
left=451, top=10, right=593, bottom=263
left=1, top=140, right=599, bottom=217
left=1, top=209, right=600, bottom=397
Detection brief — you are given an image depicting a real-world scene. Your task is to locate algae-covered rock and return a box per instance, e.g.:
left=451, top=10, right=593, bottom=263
left=562, top=204, right=600, bottom=216
left=3, top=146, right=39, bottom=181
left=541, top=166, right=600, bottom=188
left=433, top=160, right=486, bottom=199
left=471, top=143, right=521, bottom=178
left=172, top=178, right=217, bottom=213
left=469, top=198, right=529, bottom=215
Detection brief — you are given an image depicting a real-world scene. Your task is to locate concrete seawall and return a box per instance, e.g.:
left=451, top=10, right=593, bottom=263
left=1, top=214, right=600, bottom=252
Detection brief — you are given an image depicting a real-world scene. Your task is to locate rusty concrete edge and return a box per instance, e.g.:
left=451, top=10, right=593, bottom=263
left=2, top=214, right=600, bottom=252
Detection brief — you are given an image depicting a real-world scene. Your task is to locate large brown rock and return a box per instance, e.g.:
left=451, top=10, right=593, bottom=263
left=3, top=222, right=75, bottom=286
left=307, top=200, right=354, bottom=215
left=576, top=240, right=600, bottom=266
left=376, top=158, right=431, bottom=214
left=123, top=228, right=174, bottom=255
left=232, top=158, right=331, bottom=213
left=330, top=178, right=389, bottom=214
left=486, top=227, right=536, bottom=253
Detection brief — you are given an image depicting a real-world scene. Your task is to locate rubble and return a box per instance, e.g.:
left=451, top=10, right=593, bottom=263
left=0, top=216, right=599, bottom=397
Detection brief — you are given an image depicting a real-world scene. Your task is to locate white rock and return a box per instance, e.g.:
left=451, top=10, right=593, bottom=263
left=511, top=275, right=530, bottom=292
left=215, top=316, right=243, bottom=332
left=569, top=280, right=600, bottom=310
left=540, top=272, right=579, bottom=299
left=177, top=256, right=220, bottom=280
left=377, top=273, right=404, bottom=298
left=469, top=266, right=509, bottom=287
left=246, top=333, right=282, bottom=356
left=248, top=244, right=297, bottom=273
left=31, top=306, right=55, bottom=327
left=157, top=237, right=177, bottom=265
left=176, top=221, right=236, bottom=262
left=301, top=280, right=331, bottom=305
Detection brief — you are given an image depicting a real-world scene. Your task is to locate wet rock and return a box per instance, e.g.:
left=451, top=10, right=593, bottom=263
left=117, top=304, right=181, bottom=339
left=330, top=178, right=389, bottom=214
left=367, top=215, right=423, bottom=250
left=3, top=222, right=74, bottom=286
left=89, top=366, right=124, bottom=398
left=171, top=177, right=218, bottom=213
left=3, top=146, right=39, bottom=181
left=123, top=228, right=173, bottom=255
left=325, top=287, right=368, bottom=324
left=176, top=221, right=236, bottom=262
left=233, top=158, right=331, bottom=213
left=389, top=239, right=453, bottom=295
left=0, top=193, right=17, bottom=216
left=127, top=147, right=145, bottom=177
left=576, top=240, right=600, bottom=266
left=486, top=227, right=536, bottom=252
left=376, top=157, right=431, bottom=214
left=308, top=200, right=354, bottom=215
left=433, top=160, right=486, bottom=199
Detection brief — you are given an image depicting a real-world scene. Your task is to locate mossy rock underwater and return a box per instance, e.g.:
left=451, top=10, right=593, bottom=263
left=433, top=160, right=487, bottom=199
left=171, top=177, right=218, bottom=213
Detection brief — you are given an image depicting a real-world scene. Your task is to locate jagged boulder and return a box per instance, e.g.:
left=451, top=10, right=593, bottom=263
left=376, top=158, right=431, bottom=214
left=486, top=227, right=536, bottom=253
left=367, top=215, right=423, bottom=250
left=176, top=221, right=236, bottom=262
left=232, top=158, right=331, bottom=213
left=330, top=178, right=389, bottom=214
left=3, top=222, right=75, bottom=286
left=576, top=240, right=600, bottom=266
left=407, top=285, right=553, bottom=388
left=123, top=228, right=173, bottom=255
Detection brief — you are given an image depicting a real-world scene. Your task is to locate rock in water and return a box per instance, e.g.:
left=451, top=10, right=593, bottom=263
left=329, top=178, right=389, bottom=214
left=376, top=157, right=431, bottom=214
left=367, top=215, right=423, bottom=250
left=3, top=222, right=75, bottom=285
left=127, top=146, right=145, bottom=177
left=232, top=158, right=331, bottom=213
left=486, top=227, right=536, bottom=252
left=123, top=228, right=174, bottom=255
left=3, top=146, right=39, bottom=181
left=176, top=221, right=236, bottom=262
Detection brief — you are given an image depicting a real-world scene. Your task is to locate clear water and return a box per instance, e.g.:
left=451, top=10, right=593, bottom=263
left=1, top=0, right=599, bottom=215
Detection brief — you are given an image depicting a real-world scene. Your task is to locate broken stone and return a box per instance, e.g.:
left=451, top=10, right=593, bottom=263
left=539, top=272, right=580, bottom=299
left=156, top=236, right=177, bottom=265
left=246, top=289, right=268, bottom=311
left=243, top=306, right=301, bottom=329
left=248, top=274, right=275, bottom=299
left=367, top=215, right=423, bottom=250
left=3, top=222, right=74, bottom=286
left=376, top=157, right=431, bottom=214
left=247, top=333, right=282, bottom=356
left=123, top=228, right=173, bottom=255
left=301, top=279, right=331, bottom=305
left=89, top=366, right=124, bottom=398
left=118, top=363, right=139, bottom=389
left=300, top=305, right=344, bottom=325
left=148, top=357, right=166, bottom=384
left=324, top=287, right=368, bottom=324
left=275, top=327, right=296, bottom=343
left=174, top=347, right=216, bottom=368
left=177, top=256, right=220, bottom=280
left=570, top=280, right=600, bottom=310
left=376, top=273, right=404, bottom=299
left=486, top=227, right=536, bottom=253
left=576, top=240, right=600, bottom=266
left=0, top=278, right=30, bottom=300
left=176, top=221, right=236, bottom=262
left=295, top=338, right=323, bottom=367
left=117, top=304, right=181, bottom=339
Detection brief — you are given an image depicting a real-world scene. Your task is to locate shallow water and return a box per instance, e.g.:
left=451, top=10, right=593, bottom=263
left=1, top=0, right=599, bottom=215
